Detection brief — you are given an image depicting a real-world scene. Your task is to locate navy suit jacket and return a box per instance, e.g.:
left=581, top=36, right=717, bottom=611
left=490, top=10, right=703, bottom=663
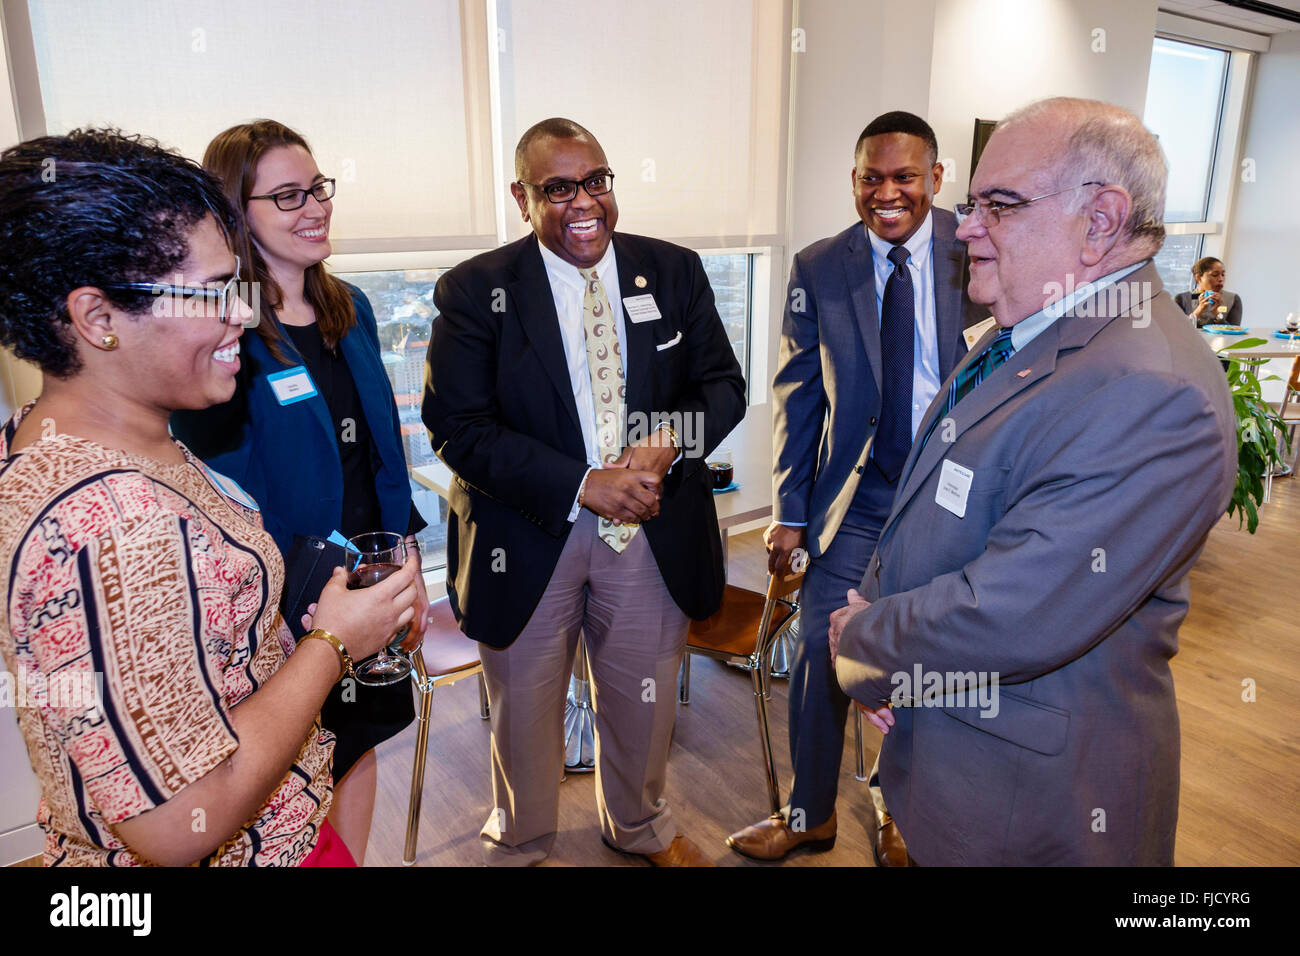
left=422, top=232, right=746, bottom=647
left=171, top=285, right=415, bottom=554
left=771, top=209, right=985, bottom=555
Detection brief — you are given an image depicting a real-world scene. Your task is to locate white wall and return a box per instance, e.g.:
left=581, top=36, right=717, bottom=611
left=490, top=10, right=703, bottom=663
left=0, top=7, right=44, bottom=865
left=927, top=0, right=1160, bottom=211
left=1225, top=28, right=1300, bottom=326
left=787, top=0, right=937, bottom=257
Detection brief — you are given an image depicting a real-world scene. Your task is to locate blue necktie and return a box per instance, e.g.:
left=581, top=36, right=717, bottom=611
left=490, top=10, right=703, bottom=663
left=873, top=245, right=914, bottom=482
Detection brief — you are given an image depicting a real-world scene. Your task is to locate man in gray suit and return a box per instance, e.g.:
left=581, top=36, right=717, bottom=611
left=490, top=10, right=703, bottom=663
left=728, top=112, right=982, bottom=863
left=831, top=97, right=1236, bottom=865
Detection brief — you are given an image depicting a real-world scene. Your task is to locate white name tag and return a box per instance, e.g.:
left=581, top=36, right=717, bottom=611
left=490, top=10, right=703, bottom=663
left=622, top=294, right=663, bottom=323
left=268, top=366, right=318, bottom=405
left=963, top=316, right=997, bottom=350
left=935, top=459, right=974, bottom=518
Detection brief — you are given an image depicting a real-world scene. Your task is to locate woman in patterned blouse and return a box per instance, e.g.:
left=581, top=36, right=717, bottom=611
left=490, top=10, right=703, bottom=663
left=0, top=129, right=418, bottom=866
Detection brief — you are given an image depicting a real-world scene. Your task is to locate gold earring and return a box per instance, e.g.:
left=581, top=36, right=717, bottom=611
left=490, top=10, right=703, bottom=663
left=101, top=333, right=118, bottom=350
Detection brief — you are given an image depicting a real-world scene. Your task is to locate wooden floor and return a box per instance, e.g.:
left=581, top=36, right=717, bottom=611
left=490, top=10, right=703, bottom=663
left=365, top=477, right=1300, bottom=867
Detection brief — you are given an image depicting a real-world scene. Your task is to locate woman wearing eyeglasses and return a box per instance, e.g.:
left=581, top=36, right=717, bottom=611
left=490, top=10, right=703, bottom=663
left=1174, top=257, right=1243, bottom=328
left=0, top=129, right=417, bottom=866
left=170, top=120, right=429, bottom=865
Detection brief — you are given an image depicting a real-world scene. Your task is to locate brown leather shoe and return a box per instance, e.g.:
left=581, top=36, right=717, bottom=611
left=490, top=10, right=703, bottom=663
left=869, top=809, right=910, bottom=867
left=726, top=810, right=837, bottom=861
left=602, top=833, right=715, bottom=867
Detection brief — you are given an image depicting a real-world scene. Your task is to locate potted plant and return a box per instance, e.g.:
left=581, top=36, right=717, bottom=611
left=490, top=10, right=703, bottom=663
left=1219, top=338, right=1292, bottom=533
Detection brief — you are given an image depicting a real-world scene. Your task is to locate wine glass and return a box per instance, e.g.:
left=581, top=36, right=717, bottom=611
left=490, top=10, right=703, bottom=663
left=346, top=531, right=412, bottom=686
left=1285, top=312, right=1300, bottom=334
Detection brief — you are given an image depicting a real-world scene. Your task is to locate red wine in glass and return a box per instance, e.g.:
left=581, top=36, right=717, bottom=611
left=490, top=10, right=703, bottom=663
left=346, top=532, right=411, bottom=687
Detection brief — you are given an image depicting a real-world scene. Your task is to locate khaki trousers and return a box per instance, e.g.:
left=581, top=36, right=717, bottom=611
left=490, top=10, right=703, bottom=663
left=478, top=509, right=689, bottom=865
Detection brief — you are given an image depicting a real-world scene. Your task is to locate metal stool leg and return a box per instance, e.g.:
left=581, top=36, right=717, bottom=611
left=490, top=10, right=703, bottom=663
left=854, top=706, right=868, bottom=782
left=751, top=658, right=782, bottom=816
left=563, top=639, right=596, bottom=773
left=403, top=654, right=435, bottom=866
left=477, top=671, right=489, bottom=719
left=678, top=652, right=692, bottom=704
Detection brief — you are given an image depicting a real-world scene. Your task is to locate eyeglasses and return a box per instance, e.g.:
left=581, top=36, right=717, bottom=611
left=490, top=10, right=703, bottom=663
left=955, top=181, right=1104, bottom=226
left=102, top=256, right=256, bottom=325
left=248, top=178, right=337, bottom=211
left=517, top=172, right=615, bottom=204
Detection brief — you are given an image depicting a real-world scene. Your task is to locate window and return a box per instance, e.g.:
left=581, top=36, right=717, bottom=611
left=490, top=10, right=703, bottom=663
left=1143, top=35, right=1244, bottom=297
left=5, top=0, right=784, bottom=573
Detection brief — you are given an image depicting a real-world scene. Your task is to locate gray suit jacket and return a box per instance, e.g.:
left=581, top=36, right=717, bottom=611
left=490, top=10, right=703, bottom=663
left=835, top=262, right=1236, bottom=865
left=772, top=209, right=985, bottom=555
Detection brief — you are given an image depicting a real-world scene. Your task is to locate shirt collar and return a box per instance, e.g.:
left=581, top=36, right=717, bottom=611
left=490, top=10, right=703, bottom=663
left=865, top=209, right=933, bottom=266
left=537, top=236, right=617, bottom=291
left=1010, top=260, right=1146, bottom=352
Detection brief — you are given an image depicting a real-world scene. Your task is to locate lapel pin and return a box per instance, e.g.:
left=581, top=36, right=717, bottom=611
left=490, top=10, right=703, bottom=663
left=1017, top=368, right=1032, bottom=378
left=634, top=275, right=648, bottom=289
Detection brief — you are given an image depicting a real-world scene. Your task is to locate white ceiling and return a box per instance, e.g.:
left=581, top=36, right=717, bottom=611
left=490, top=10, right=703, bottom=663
left=1160, top=0, right=1300, bottom=33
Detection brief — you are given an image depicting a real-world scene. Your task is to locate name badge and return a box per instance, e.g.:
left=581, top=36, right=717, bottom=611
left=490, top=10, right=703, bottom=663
left=963, top=316, right=997, bottom=350
left=935, top=459, right=974, bottom=518
left=622, top=294, right=663, bottom=323
left=268, top=366, right=318, bottom=406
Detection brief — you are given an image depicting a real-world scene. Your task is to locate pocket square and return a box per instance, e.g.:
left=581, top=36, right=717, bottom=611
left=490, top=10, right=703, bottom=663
left=656, top=331, right=683, bottom=351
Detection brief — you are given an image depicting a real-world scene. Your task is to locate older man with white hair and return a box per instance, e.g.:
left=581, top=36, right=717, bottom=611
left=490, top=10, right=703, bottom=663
left=830, top=97, right=1236, bottom=865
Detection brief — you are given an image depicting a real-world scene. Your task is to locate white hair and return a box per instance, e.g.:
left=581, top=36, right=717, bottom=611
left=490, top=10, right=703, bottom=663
left=998, top=97, right=1168, bottom=258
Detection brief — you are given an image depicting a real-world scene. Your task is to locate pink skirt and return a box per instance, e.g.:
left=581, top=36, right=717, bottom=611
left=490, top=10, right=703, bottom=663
left=299, top=820, right=357, bottom=867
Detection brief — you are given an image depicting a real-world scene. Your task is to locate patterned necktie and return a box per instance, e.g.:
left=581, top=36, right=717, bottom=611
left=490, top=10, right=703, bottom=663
left=920, top=326, right=1016, bottom=451
left=873, top=245, right=915, bottom=482
left=579, top=267, right=638, bottom=552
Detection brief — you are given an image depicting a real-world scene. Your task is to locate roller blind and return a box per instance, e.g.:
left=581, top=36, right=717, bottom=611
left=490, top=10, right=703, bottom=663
left=25, top=0, right=496, bottom=250
left=495, top=0, right=787, bottom=246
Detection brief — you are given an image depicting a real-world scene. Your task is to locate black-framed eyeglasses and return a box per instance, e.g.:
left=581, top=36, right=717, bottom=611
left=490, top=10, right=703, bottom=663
left=248, top=178, right=337, bottom=211
left=102, top=255, right=255, bottom=325
left=955, top=181, right=1104, bottom=226
left=517, top=172, right=615, bottom=204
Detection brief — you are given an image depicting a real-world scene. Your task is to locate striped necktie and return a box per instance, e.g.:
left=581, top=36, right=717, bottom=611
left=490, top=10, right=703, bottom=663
left=579, top=266, right=638, bottom=553
left=920, top=326, right=1016, bottom=450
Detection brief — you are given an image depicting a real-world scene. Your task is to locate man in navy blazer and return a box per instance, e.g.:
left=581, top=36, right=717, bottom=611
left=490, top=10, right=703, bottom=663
left=729, top=112, right=983, bottom=864
left=423, top=118, right=744, bottom=865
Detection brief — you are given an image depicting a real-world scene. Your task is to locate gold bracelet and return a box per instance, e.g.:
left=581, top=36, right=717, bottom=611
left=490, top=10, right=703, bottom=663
left=657, top=422, right=681, bottom=451
left=577, top=468, right=592, bottom=508
left=300, top=628, right=355, bottom=683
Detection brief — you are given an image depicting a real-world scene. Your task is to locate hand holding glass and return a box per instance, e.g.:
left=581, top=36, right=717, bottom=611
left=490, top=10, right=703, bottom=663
left=347, top=532, right=415, bottom=686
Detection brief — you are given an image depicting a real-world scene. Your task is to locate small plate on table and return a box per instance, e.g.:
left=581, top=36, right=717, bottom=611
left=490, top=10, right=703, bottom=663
left=1203, top=325, right=1246, bottom=335
left=1273, top=329, right=1300, bottom=341
left=712, top=480, right=740, bottom=494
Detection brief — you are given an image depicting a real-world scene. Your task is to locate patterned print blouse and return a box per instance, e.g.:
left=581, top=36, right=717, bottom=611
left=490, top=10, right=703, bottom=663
left=0, top=404, right=334, bottom=866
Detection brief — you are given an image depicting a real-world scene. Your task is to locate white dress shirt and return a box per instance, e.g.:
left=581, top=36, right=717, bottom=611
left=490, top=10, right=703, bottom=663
left=537, top=240, right=628, bottom=521
left=867, top=210, right=941, bottom=439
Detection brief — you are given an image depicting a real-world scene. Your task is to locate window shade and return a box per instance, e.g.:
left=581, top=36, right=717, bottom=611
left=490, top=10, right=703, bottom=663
left=495, top=0, right=786, bottom=245
left=26, top=0, right=496, bottom=249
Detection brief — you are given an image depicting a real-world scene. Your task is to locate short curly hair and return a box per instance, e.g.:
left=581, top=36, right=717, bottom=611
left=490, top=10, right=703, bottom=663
left=0, top=128, right=236, bottom=378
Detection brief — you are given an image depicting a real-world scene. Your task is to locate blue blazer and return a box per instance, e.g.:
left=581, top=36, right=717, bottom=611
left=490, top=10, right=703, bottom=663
left=171, top=284, right=414, bottom=555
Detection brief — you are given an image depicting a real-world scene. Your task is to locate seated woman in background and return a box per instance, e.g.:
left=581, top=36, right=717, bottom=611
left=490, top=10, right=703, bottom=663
left=0, top=129, right=417, bottom=866
left=1174, top=256, right=1243, bottom=327
left=170, top=120, right=429, bottom=865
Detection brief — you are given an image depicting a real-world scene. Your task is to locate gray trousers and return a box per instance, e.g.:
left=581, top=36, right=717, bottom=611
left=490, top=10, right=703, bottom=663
left=478, top=509, right=689, bottom=865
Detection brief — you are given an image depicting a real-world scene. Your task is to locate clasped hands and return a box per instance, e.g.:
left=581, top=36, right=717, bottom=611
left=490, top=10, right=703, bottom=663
left=580, top=431, right=677, bottom=525
left=827, top=586, right=895, bottom=736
